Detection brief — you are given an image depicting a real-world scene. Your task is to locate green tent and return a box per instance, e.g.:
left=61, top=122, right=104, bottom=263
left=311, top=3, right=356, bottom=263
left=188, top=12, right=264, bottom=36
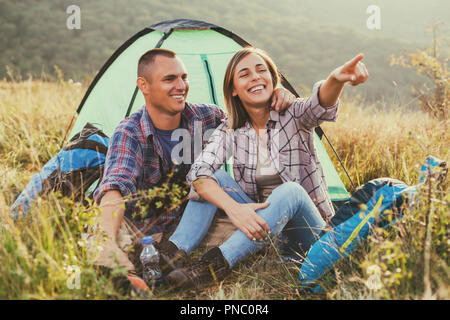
left=69, top=19, right=350, bottom=203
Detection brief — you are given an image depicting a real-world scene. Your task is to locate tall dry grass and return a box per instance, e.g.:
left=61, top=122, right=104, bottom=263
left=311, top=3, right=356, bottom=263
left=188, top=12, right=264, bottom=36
left=319, top=96, right=449, bottom=299
left=322, top=96, right=449, bottom=190
left=0, top=79, right=448, bottom=300
left=0, top=77, right=81, bottom=203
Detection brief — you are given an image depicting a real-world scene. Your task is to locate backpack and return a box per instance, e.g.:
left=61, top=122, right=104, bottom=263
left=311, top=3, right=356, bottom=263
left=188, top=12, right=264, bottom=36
left=297, top=156, right=447, bottom=292
left=10, top=123, right=109, bottom=220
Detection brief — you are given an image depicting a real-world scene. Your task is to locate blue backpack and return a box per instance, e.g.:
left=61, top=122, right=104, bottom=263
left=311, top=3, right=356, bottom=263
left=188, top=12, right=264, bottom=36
left=10, top=123, right=109, bottom=220
left=298, top=156, right=447, bottom=292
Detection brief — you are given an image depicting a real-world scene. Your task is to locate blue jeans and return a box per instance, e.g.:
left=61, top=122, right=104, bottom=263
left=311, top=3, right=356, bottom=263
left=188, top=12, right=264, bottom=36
left=169, top=169, right=327, bottom=268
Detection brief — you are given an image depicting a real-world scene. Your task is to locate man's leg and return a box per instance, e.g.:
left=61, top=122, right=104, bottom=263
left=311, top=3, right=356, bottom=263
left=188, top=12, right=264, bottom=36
left=168, top=169, right=254, bottom=254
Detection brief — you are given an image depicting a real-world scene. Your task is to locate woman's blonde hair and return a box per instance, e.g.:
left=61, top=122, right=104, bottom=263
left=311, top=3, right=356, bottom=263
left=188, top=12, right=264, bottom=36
left=223, top=47, right=280, bottom=129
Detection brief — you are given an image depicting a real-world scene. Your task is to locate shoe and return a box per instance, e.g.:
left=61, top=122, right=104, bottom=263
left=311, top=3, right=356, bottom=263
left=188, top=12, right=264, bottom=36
left=165, top=247, right=230, bottom=290
left=156, top=239, right=189, bottom=276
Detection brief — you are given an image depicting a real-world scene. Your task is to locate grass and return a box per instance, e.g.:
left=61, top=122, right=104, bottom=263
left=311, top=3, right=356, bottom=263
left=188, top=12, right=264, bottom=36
left=0, top=77, right=448, bottom=300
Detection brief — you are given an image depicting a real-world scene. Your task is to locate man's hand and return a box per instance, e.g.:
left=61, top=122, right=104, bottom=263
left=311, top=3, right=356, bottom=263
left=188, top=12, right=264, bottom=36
left=224, top=202, right=271, bottom=241
left=95, top=238, right=136, bottom=271
left=332, top=53, right=369, bottom=86
left=271, top=87, right=296, bottom=112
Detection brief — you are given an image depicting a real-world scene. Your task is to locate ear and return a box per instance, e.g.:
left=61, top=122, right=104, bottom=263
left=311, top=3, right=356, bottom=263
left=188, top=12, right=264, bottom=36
left=232, top=87, right=237, bottom=97
left=136, top=77, right=148, bottom=94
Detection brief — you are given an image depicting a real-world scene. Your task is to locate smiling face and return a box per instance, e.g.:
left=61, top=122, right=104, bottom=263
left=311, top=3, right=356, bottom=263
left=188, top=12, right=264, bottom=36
left=138, top=55, right=189, bottom=115
left=223, top=48, right=280, bottom=129
left=232, top=52, right=274, bottom=109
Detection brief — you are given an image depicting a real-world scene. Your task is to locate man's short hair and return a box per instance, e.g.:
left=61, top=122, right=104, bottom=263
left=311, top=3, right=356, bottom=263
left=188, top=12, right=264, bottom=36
left=137, top=48, right=177, bottom=80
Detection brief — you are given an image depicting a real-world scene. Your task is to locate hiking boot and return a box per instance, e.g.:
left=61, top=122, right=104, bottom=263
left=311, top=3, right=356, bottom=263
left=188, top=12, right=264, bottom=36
left=156, top=239, right=189, bottom=277
left=165, top=247, right=230, bottom=290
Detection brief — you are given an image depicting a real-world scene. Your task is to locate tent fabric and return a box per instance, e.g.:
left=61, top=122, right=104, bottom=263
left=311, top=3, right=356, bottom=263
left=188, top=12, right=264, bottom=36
left=68, top=19, right=349, bottom=203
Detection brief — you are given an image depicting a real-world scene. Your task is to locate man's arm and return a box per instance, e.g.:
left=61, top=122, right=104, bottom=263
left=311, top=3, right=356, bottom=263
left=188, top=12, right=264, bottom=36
left=92, top=126, right=143, bottom=271
left=99, top=191, right=125, bottom=240
left=95, top=190, right=135, bottom=271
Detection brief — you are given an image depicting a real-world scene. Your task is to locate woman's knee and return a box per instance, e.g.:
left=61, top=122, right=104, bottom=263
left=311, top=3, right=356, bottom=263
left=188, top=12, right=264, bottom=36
left=270, top=182, right=310, bottom=211
left=212, top=169, right=234, bottom=187
left=275, top=181, right=307, bottom=198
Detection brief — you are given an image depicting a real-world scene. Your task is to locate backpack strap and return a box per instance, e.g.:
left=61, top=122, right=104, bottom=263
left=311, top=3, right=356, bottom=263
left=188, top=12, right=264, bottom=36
left=64, top=139, right=108, bottom=155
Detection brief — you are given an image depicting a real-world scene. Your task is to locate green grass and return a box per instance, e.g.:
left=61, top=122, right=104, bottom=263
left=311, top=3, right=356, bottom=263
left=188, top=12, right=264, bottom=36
left=0, top=78, right=448, bottom=300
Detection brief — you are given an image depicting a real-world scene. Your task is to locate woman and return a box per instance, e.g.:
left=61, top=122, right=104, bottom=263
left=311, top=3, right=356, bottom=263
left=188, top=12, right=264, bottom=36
left=162, top=47, right=368, bottom=289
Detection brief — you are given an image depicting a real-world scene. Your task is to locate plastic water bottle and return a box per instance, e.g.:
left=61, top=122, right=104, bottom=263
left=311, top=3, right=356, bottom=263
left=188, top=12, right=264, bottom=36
left=140, top=236, right=162, bottom=288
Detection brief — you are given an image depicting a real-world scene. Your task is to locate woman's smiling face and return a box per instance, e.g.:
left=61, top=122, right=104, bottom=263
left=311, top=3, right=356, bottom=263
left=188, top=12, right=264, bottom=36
left=232, top=52, right=274, bottom=109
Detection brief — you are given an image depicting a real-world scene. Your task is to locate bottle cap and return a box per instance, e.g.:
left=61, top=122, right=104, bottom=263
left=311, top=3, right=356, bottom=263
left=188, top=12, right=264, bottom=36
left=142, top=236, right=153, bottom=244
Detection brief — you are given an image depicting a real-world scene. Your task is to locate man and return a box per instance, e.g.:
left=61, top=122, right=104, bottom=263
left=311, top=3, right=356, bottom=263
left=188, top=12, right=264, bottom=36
left=93, top=48, right=295, bottom=273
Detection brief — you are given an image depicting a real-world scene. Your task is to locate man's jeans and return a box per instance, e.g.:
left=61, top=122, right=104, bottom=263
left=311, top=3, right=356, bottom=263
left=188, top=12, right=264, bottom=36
left=169, top=169, right=327, bottom=268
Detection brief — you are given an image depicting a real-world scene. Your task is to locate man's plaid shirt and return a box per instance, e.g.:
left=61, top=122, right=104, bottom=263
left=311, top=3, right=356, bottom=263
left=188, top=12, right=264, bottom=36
left=187, top=81, right=339, bottom=220
left=94, top=103, right=225, bottom=235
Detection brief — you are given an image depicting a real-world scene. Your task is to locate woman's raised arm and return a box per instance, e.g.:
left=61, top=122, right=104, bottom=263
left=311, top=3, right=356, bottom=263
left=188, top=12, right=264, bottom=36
left=288, top=53, right=368, bottom=131
left=319, top=53, right=368, bottom=107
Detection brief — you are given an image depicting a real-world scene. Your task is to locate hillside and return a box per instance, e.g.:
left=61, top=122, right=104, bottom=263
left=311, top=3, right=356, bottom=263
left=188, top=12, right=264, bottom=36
left=0, top=0, right=448, bottom=106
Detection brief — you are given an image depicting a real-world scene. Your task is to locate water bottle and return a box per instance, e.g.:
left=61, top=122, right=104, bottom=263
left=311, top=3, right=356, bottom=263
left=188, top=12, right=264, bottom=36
left=140, top=236, right=162, bottom=288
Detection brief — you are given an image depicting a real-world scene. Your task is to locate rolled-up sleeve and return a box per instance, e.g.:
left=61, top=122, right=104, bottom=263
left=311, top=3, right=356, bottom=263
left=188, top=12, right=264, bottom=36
left=289, top=80, right=339, bottom=130
left=93, top=129, right=142, bottom=204
left=186, top=120, right=232, bottom=200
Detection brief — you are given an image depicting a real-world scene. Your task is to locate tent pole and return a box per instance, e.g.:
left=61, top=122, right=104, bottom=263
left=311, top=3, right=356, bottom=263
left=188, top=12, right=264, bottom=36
left=125, top=86, right=139, bottom=118
left=322, top=131, right=356, bottom=190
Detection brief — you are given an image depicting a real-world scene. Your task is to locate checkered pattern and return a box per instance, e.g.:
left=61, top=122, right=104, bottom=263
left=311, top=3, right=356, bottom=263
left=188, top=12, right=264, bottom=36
left=94, top=103, right=225, bottom=234
left=188, top=81, right=339, bottom=220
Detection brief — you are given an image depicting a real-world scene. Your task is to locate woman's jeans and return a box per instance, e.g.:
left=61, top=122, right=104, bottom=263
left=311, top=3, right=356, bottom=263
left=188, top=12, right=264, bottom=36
left=169, top=169, right=327, bottom=268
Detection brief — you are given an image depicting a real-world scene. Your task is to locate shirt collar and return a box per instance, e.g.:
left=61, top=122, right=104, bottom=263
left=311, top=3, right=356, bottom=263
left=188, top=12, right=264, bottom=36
left=141, top=105, right=156, bottom=140
left=268, top=109, right=281, bottom=123
left=241, top=108, right=280, bottom=132
left=140, top=103, right=196, bottom=140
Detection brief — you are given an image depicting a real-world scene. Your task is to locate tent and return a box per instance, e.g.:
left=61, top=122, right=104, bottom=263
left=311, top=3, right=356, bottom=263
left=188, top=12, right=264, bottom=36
left=68, top=19, right=350, bottom=204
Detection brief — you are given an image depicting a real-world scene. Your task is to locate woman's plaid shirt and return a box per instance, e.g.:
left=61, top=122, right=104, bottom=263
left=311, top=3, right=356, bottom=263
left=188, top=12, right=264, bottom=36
left=187, top=81, right=339, bottom=220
